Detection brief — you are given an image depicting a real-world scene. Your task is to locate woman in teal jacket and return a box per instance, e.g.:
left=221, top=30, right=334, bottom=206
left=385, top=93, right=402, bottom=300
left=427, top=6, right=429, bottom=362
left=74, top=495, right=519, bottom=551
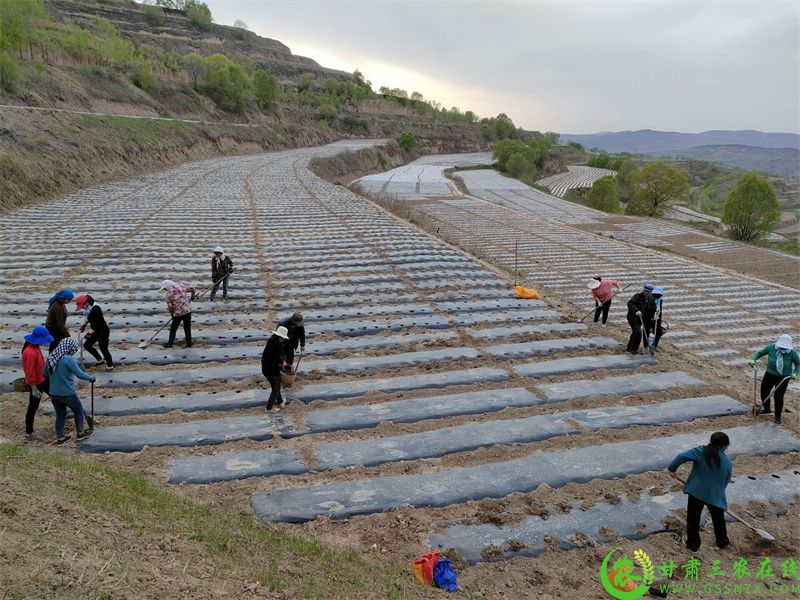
left=749, top=334, right=799, bottom=425
left=668, top=431, right=732, bottom=552
left=44, top=337, right=95, bottom=444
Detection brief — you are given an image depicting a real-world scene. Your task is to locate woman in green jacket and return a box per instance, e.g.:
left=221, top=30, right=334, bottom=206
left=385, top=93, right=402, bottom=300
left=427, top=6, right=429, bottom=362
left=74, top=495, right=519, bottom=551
left=749, top=334, right=799, bottom=425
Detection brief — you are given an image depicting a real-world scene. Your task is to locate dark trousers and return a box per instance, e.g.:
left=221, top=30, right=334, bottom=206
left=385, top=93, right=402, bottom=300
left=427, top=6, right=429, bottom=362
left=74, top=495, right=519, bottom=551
left=686, top=494, right=729, bottom=551
left=626, top=316, right=643, bottom=352
left=210, top=275, right=229, bottom=300
left=47, top=326, right=67, bottom=353
left=594, top=299, right=612, bottom=324
left=282, top=340, right=297, bottom=368
left=266, top=375, right=282, bottom=408
left=84, top=329, right=113, bottom=366
left=168, top=313, right=192, bottom=345
left=761, top=371, right=789, bottom=419
left=26, top=380, right=49, bottom=434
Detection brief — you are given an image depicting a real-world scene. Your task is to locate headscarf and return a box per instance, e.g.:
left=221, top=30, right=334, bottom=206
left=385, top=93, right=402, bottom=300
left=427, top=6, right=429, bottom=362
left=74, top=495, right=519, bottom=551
left=161, top=280, right=178, bottom=292
left=46, top=337, right=78, bottom=374
left=213, top=246, right=225, bottom=260
left=48, top=288, right=75, bottom=309
left=775, top=334, right=793, bottom=374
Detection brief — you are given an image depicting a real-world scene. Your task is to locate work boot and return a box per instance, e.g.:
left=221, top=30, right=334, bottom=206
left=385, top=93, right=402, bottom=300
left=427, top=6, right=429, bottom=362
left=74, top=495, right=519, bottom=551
left=56, top=435, right=71, bottom=445
left=265, top=404, right=275, bottom=413
left=86, top=416, right=94, bottom=430
left=25, top=432, right=44, bottom=442
left=757, top=406, right=773, bottom=415
left=77, top=429, right=94, bottom=441
left=162, top=343, right=173, bottom=349
left=186, top=342, right=194, bottom=348
left=775, top=416, right=782, bottom=425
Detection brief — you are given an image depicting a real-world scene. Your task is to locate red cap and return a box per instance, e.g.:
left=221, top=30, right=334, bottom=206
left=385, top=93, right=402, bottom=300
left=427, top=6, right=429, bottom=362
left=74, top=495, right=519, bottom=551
left=75, top=295, right=89, bottom=310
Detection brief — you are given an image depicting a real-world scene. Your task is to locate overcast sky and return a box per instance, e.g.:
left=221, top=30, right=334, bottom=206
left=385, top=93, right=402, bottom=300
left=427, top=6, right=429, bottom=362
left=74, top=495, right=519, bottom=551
left=205, top=1, right=799, bottom=134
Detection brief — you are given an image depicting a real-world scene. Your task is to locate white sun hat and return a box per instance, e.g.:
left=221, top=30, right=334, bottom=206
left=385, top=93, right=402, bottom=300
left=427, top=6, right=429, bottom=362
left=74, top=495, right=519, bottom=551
left=587, top=279, right=601, bottom=290
left=775, top=334, right=793, bottom=350
left=271, top=326, right=289, bottom=340
left=213, top=246, right=224, bottom=253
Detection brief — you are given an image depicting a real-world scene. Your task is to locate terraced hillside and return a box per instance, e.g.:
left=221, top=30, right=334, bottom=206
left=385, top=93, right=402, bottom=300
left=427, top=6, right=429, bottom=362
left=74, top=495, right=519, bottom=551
left=1, top=142, right=799, bottom=598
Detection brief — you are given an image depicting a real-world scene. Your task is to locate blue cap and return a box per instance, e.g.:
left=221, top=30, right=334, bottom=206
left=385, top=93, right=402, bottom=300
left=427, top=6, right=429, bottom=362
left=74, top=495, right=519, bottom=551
left=652, top=286, right=664, bottom=297
left=643, top=283, right=655, bottom=291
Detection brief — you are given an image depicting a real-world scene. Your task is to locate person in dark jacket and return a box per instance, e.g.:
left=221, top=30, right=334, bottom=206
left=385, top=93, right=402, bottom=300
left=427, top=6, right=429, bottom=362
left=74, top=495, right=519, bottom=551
left=45, top=289, right=74, bottom=352
left=625, top=284, right=655, bottom=354
left=262, top=326, right=288, bottom=412
left=668, top=432, right=732, bottom=552
left=277, top=312, right=306, bottom=370
left=650, top=286, right=666, bottom=351
left=210, top=246, right=234, bottom=301
left=76, top=295, right=114, bottom=370
left=749, top=334, right=799, bottom=425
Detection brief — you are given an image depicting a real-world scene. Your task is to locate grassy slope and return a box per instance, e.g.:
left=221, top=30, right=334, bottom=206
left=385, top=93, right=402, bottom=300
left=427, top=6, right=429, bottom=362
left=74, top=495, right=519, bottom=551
left=0, top=443, right=429, bottom=599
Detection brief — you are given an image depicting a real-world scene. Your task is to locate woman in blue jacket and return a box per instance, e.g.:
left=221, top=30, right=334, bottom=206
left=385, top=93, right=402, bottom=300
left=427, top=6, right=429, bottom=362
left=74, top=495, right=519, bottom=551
left=44, top=337, right=96, bottom=444
left=749, top=334, right=799, bottom=425
left=668, top=431, right=731, bottom=552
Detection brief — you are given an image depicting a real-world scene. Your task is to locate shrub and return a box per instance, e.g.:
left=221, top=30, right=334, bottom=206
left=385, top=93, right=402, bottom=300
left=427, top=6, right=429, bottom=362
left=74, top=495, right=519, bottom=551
left=252, top=68, right=279, bottom=109
left=506, top=152, right=529, bottom=178
left=186, top=2, right=212, bottom=30
left=722, top=173, right=780, bottom=242
left=317, top=120, right=329, bottom=132
left=397, top=131, right=416, bottom=152
left=142, top=4, right=165, bottom=26
left=298, top=72, right=313, bottom=92
left=0, top=53, right=20, bottom=92
left=133, top=65, right=158, bottom=93
left=202, top=53, right=250, bottom=112
left=318, top=101, right=336, bottom=120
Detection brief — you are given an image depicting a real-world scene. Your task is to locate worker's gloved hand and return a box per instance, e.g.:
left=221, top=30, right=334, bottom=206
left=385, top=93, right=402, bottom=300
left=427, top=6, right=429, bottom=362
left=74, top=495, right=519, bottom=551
left=792, top=374, right=798, bottom=381
left=635, top=311, right=642, bottom=317
left=32, top=387, right=42, bottom=399
left=90, top=376, right=97, bottom=383
left=747, top=359, right=756, bottom=367
left=80, top=325, right=86, bottom=333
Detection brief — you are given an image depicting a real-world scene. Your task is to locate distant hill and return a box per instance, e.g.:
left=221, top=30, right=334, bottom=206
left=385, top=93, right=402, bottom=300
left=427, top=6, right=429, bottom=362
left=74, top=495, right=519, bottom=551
left=646, top=145, right=800, bottom=178
left=560, top=129, right=800, bottom=154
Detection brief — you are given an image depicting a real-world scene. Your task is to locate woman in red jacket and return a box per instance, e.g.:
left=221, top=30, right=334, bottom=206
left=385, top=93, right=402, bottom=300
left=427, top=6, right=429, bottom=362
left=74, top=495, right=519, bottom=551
left=21, top=326, right=54, bottom=441
left=588, top=277, right=621, bottom=326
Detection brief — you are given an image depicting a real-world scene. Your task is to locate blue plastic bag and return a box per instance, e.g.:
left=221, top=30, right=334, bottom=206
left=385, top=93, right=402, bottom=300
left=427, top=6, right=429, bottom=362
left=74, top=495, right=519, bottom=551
left=433, top=558, right=458, bottom=592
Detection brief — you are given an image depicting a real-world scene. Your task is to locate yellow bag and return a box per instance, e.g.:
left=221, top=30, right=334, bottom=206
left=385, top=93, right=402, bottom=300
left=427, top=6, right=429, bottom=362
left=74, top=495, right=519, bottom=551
left=513, top=285, right=540, bottom=299
left=411, top=550, right=440, bottom=585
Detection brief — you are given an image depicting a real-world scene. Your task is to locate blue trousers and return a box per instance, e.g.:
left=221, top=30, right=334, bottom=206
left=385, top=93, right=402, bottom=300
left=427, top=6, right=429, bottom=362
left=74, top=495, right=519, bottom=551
left=51, top=394, right=86, bottom=439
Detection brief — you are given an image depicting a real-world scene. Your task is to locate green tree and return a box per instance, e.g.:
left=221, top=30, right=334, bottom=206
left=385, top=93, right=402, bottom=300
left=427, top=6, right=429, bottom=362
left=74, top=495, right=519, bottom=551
left=625, top=161, right=689, bottom=217
left=181, top=52, right=206, bottom=88
left=186, top=2, right=212, bottom=30
left=252, top=69, right=279, bottom=109
left=616, top=160, right=639, bottom=200
left=587, top=176, right=620, bottom=213
left=721, top=173, right=780, bottom=242
left=0, top=0, right=47, bottom=59
left=544, top=131, right=560, bottom=145
left=0, top=53, right=20, bottom=92
left=493, top=138, right=526, bottom=172
left=526, top=137, right=552, bottom=169
left=588, top=152, right=611, bottom=168
left=397, top=131, right=416, bottom=152
left=506, top=152, right=529, bottom=178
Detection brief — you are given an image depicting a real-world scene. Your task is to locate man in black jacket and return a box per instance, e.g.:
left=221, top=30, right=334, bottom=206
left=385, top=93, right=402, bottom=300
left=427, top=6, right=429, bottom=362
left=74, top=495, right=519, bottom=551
left=626, top=284, right=655, bottom=354
left=277, top=312, right=305, bottom=371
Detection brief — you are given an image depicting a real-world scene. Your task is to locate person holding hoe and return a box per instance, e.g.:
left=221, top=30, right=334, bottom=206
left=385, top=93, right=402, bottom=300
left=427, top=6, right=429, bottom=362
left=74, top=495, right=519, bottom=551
left=625, top=284, right=655, bottom=354
left=210, top=246, right=234, bottom=301
left=44, top=337, right=95, bottom=444
left=749, top=334, right=799, bottom=425
left=76, top=294, right=114, bottom=370
left=160, top=280, right=196, bottom=348
left=21, top=326, right=54, bottom=441
left=668, top=431, right=732, bottom=552
left=261, top=326, right=288, bottom=412
left=649, top=286, right=667, bottom=351
left=277, top=312, right=306, bottom=371
left=587, top=276, right=621, bottom=326
left=45, top=288, right=75, bottom=352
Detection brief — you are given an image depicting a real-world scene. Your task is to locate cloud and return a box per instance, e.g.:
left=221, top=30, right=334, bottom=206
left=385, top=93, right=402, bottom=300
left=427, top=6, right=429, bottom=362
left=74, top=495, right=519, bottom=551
left=207, top=0, right=800, bottom=133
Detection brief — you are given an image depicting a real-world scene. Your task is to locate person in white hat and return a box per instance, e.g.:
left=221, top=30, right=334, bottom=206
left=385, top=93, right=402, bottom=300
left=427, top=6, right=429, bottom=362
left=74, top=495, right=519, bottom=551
left=210, top=246, right=233, bottom=301
left=749, top=334, right=799, bottom=425
left=587, top=276, right=621, bottom=326
left=261, top=326, right=288, bottom=411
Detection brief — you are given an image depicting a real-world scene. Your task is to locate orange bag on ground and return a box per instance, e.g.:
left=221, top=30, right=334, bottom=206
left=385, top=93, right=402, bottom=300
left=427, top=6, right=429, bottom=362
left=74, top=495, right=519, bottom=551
left=412, top=550, right=440, bottom=585
left=513, top=285, right=540, bottom=299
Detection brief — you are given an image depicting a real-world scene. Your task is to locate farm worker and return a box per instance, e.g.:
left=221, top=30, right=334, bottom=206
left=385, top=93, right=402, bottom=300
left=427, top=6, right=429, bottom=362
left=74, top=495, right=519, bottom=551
left=261, top=326, right=288, bottom=412
left=45, top=288, right=74, bottom=352
left=587, top=276, right=621, bottom=326
left=748, top=334, right=799, bottom=425
left=44, top=338, right=95, bottom=444
left=668, top=431, right=731, bottom=552
left=160, top=280, right=195, bottom=348
left=76, top=295, right=114, bottom=370
left=277, top=312, right=305, bottom=371
left=210, top=246, right=234, bottom=301
left=21, top=326, right=54, bottom=441
left=650, top=286, right=666, bottom=351
left=624, top=284, right=654, bottom=354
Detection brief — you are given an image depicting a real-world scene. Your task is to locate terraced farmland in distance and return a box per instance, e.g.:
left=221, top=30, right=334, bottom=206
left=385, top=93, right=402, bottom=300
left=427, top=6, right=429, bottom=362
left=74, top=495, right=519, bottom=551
left=1, top=142, right=799, bottom=598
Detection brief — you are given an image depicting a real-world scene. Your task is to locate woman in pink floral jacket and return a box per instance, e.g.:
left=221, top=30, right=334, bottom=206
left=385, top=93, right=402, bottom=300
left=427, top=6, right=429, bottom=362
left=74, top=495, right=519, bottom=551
left=160, top=280, right=196, bottom=348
